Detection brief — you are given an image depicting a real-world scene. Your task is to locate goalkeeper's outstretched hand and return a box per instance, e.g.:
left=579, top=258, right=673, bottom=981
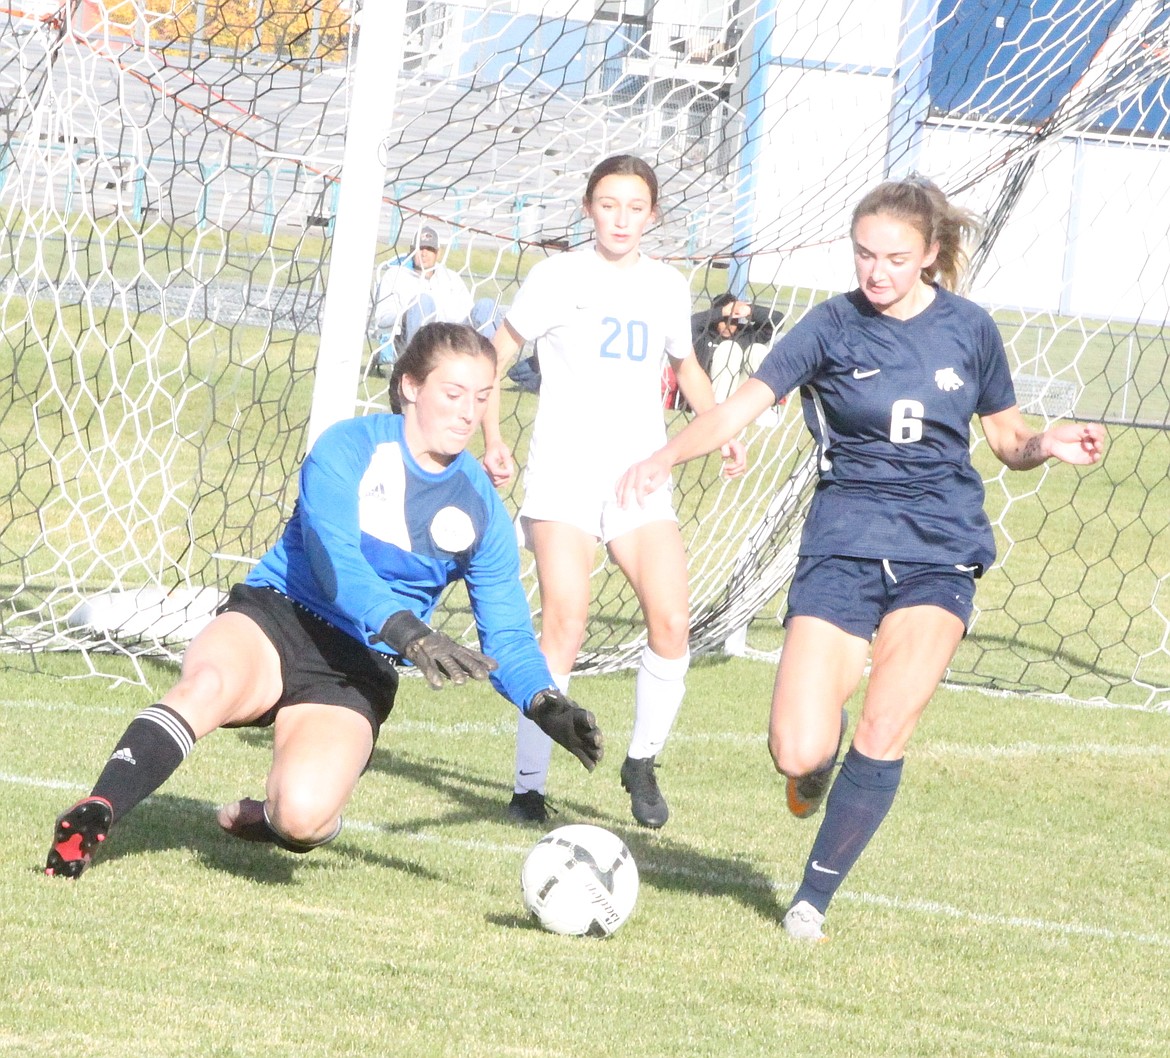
left=527, top=689, right=604, bottom=771
left=378, top=611, right=498, bottom=690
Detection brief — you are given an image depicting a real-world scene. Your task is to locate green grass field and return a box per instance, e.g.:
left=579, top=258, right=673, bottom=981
left=2, top=651, right=1168, bottom=1057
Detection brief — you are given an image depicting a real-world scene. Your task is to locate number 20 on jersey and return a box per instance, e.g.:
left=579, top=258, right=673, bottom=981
left=600, top=317, right=649, bottom=362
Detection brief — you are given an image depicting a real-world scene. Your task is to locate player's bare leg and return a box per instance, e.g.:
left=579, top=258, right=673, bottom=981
left=609, top=519, right=690, bottom=827
left=529, top=518, right=596, bottom=674
left=768, top=615, right=868, bottom=817
left=854, top=605, right=965, bottom=760
left=784, top=606, right=963, bottom=939
left=220, top=702, right=373, bottom=851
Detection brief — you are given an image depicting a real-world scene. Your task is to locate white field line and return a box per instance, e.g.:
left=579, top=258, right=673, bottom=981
left=7, top=769, right=1170, bottom=949
left=3, top=698, right=132, bottom=716
left=8, top=686, right=1170, bottom=725
left=919, top=740, right=1170, bottom=759
left=937, top=679, right=1170, bottom=714
left=6, top=696, right=1170, bottom=756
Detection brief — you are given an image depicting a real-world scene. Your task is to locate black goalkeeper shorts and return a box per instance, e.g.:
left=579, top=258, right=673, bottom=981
left=217, top=583, right=398, bottom=740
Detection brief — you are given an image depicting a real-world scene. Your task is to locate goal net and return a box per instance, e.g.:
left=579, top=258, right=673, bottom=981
left=1, top=0, right=1168, bottom=709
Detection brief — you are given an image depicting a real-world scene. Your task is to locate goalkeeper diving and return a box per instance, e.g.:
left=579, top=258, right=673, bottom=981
left=44, top=322, right=603, bottom=878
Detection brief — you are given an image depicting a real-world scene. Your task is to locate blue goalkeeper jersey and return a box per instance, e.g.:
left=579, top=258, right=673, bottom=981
left=247, top=414, right=552, bottom=710
left=752, top=288, right=1017, bottom=571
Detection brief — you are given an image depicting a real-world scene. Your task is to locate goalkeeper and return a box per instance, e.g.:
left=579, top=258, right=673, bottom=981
left=45, top=322, right=603, bottom=879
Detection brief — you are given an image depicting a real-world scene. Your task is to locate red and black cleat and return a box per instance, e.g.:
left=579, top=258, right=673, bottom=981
left=45, top=797, right=113, bottom=878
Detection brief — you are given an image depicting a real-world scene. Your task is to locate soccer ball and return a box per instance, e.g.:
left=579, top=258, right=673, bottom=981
left=520, top=824, right=639, bottom=937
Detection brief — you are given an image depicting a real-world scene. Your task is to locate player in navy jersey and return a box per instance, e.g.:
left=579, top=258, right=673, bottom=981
left=617, top=177, right=1105, bottom=939
left=481, top=155, right=746, bottom=829
left=44, top=323, right=602, bottom=878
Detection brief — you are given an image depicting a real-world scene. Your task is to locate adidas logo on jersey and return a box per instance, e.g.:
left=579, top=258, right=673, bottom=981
left=108, top=747, right=136, bottom=765
left=935, top=367, right=964, bottom=392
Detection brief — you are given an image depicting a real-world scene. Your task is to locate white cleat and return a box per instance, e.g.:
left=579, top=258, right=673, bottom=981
left=782, top=900, right=828, bottom=942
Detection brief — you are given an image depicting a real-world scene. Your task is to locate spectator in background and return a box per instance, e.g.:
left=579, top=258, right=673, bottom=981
left=691, top=292, right=784, bottom=403
left=662, top=292, right=784, bottom=409
left=373, top=225, right=502, bottom=371
left=505, top=345, right=542, bottom=394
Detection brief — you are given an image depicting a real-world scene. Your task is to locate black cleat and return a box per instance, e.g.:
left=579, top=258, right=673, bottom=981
left=506, top=790, right=553, bottom=824
left=620, top=755, right=669, bottom=828
left=45, top=797, right=113, bottom=878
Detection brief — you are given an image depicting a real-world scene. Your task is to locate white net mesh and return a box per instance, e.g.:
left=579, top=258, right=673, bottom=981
left=1, top=0, right=1168, bottom=707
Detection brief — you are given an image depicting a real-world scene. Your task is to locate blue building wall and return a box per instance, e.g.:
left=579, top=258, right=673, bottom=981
left=928, top=0, right=1170, bottom=136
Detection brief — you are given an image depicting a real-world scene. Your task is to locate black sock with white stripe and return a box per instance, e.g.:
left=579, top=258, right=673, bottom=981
left=89, top=704, right=196, bottom=824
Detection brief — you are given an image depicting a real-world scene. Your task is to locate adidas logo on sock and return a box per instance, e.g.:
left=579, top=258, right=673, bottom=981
left=108, top=747, right=136, bottom=765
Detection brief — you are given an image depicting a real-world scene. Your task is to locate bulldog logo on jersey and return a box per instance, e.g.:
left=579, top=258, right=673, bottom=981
left=430, top=506, right=476, bottom=554
left=935, top=367, right=965, bottom=392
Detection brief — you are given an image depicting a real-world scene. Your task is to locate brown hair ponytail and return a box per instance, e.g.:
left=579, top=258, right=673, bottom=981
left=388, top=322, right=496, bottom=414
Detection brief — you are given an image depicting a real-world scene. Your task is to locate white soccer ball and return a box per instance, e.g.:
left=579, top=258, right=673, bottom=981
left=520, top=824, right=639, bottom=937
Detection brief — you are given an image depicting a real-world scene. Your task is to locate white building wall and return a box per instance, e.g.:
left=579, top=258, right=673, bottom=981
left=746, top=2, right=1170, bottom=324
left=1064, top=142, right=1170, bottom=321
left=916, top=126, right=1079, bottom=312
left=747, top=1, right=903, bottom=293
left=750, top=68, right=894, bottom=293
left=777, top=0, right=901, bottom=67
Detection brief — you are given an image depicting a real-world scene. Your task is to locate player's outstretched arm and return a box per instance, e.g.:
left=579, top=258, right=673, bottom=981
left=981, top=406, right=1107, bottom=471
left=616, top=378, right=775, bottom=507
left=672, top=352, right=749, bottom=479
left=481, top=320, right=525, bottom=487
left=526, top=689, right=604, bottom=771
left=377, top=611, right=498, bottom=690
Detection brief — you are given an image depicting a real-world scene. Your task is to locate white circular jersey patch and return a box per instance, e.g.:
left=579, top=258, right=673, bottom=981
left=430, top=506, right=476, bottom=553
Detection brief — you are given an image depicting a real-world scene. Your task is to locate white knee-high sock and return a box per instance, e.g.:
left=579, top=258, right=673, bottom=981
left=513, top=672, right=570, bottom=793
left=628, top=646, right=689, bottom=760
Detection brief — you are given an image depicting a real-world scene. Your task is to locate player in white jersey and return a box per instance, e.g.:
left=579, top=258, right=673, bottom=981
left=618, top=177, right=1105, bottom=938
left=482, top=154, right=746, bottom=828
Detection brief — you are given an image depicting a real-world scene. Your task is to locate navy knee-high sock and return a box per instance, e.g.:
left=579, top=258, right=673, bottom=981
left=792, top=746, right=904, bottom=914
left=89, top=704, right=196, bottom=824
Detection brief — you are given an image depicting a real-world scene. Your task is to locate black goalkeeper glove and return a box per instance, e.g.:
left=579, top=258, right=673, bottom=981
left=378, top=611, right=498, bottom=690
left=526, top=689, right=604, bottom=772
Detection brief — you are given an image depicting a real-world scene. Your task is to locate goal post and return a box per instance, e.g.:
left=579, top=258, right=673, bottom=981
left=1, top=0, right=1168, bottom=710
left=307, top=0, right=405, bottom=450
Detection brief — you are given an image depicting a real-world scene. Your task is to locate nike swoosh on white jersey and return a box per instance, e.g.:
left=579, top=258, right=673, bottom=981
left=810, top=860, right=840, bottom=875
left=852, top=367, right=881, bottom=379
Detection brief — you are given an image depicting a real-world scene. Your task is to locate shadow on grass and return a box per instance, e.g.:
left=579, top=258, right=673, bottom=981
left=76, top=730, right=786, bottom=922
left=356, top=743, right=788, bottom=927
left=611, top=829, right=788, bottom=927
left=485, top=911, right=544, bottom=933
left=61, top=791, right=444, bottom=885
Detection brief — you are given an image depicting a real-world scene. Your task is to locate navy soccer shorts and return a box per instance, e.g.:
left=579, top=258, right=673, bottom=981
left=217, top=583, right=399, bottom=739
left=785, top=555, right=978, bottom=641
